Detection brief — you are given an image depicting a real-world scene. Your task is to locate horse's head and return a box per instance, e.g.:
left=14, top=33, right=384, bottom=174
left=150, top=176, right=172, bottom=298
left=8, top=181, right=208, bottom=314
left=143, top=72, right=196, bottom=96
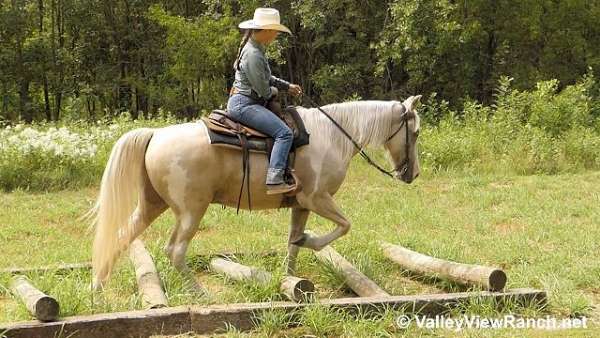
left=384, top=95, right=422, bottom=184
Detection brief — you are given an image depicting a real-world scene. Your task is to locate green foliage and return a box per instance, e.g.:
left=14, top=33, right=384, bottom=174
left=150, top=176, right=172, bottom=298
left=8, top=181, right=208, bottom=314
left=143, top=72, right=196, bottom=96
left=2, top=0, right=600, bottom=120
left=147, top=5, right=239, bottom=114
left=312, top=64, right=366, bottom=102
left=420, top=74, right=600, bottom=175
left=377, top=0, right=600, bottom=104
left=377, top=0, right=466, bottom=98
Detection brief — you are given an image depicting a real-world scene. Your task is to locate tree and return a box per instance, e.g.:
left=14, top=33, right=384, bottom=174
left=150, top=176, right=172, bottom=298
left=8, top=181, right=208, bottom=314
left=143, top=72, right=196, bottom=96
left=147, top=5, right=239, bottom=115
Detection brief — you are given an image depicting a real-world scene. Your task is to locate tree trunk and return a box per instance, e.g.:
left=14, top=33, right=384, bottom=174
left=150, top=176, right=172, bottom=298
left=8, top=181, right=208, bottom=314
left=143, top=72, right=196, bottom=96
left=478, top=2, right=498, bottom=104
left=15, top=32, right=33, bottom=123
left=86, top=97, right=96, bottom=121
left=119, top=0, right=132, bottom=113
left=38, top=0, right=52, bottom=121
left=131, top=86, right=139, bottom=119
left=184, top=0, right=190, bottom=17
left=138, top=54, right=148, bottom=116
left=1, top=86, right=9, bottom=120
left=286, top=45, right=295, bottom=84
left=190, top=81, right=195, bottom=105
left=42, top=80, right=51, bottom=121
left=18, top=80, right=33, bottom=123
left=103, top=0, right=125, bottom=114
left=50, top=0, right=65, bottom=121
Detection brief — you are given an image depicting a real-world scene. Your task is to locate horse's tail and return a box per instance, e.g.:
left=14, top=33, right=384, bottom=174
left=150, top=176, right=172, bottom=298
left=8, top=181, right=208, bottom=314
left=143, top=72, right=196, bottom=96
left=86, top=128, right=154, bottom=288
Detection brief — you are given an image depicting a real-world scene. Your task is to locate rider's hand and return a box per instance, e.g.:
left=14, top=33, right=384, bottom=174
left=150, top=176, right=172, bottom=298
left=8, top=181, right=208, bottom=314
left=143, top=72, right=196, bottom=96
left=288, top=84, right=303, bottom=97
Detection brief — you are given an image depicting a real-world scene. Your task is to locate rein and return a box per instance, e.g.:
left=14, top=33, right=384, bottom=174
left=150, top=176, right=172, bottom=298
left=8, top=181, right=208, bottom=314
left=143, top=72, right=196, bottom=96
left=303, top=96, right=411, bottom=179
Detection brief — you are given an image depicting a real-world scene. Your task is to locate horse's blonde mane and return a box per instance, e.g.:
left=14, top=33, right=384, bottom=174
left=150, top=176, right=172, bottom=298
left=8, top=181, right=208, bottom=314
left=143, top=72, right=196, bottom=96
left=297, top=100, right=398, bottom=158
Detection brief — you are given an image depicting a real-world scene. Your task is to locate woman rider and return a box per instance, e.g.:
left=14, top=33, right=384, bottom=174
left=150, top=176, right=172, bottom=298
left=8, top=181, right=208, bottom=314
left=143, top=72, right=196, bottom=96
left=227, top=8, right=303, bottom=195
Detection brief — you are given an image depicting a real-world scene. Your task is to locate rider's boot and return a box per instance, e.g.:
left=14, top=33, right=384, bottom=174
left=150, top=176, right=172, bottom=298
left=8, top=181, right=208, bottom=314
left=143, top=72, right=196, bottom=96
left=266, top=168, right=295, bottom=195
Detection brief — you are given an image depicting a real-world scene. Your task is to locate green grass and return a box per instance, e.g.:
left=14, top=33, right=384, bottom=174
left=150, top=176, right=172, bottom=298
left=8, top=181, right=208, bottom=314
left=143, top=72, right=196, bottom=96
left=0, top=158, right=598, bottom=336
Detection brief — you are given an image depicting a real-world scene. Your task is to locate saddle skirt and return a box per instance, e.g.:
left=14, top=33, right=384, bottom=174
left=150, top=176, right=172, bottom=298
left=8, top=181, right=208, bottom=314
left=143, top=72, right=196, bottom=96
left=201, top=107, right=310, bottom=153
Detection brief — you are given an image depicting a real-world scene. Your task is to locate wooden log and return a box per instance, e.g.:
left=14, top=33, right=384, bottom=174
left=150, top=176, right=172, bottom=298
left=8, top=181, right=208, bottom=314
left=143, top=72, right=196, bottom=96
left=210, top=258, right=271, bottom=284
left=128, top=239, right=168, bottom=309
left=1, top=263, right=92, bottom=275
left=9, top=275, right=59, bottom=322
left=380, top=241, right=507, bottom=291
left=0, top=288, right=547, bottom=338
left=280, top=276, right=315, bottom=302
left=311, top=241, right=389, bottom=297
left=0, top=305, right=192, bottom=338
left=209, top=258, right=314, bottom=302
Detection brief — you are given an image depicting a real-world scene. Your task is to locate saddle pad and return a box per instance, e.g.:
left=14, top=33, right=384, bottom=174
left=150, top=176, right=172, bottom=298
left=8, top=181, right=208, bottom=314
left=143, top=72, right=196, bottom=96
left=204, top=122, right=270, bottom=153
left=202, top=117, right=239, bottom=137
left=202, top=107, right=310, bottom=152
left=208, top=111, right=268, bottom=138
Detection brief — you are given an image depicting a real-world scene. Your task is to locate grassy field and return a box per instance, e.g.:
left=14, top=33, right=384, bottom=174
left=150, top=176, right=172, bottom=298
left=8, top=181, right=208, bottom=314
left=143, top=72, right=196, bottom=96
left=1, top=157, right=599, bottom=337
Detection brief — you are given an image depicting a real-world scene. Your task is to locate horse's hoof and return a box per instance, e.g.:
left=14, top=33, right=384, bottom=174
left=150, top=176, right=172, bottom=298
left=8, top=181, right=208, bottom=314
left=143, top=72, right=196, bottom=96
left=91, top=281, right=104, bottom=292
left=295, top=233, right=325, bottom=251
left=184, top=279, right=209, bottom=297
left=290, top=233, right=307, bottom=247
left=312, top=244, right=326, bottom=251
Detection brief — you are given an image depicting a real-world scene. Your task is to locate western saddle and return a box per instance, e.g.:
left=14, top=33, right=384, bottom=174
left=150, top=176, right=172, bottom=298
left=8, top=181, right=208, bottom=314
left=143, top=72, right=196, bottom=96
left=201, top=101, right=310, bottom=212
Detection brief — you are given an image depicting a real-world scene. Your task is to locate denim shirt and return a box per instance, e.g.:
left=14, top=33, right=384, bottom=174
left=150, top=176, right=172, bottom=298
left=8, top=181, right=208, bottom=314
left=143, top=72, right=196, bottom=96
left=232, top=37, right=290, bottom=101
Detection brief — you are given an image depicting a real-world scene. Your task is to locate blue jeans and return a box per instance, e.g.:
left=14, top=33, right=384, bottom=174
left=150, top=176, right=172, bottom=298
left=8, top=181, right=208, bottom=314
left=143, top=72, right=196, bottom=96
left=226, top=93, right=293, bottom=170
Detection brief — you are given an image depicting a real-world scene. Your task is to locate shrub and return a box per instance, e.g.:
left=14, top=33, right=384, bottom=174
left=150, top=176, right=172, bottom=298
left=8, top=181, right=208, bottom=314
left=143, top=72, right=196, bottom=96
left=0, top=114, right=175, bottom=191
left=419, top=74, right=600, bottom=175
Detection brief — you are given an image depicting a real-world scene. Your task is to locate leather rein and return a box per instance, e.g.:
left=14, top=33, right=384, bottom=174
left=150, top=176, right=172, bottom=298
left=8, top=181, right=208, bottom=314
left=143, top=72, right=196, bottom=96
left=304, top=96, right=412, bottom=179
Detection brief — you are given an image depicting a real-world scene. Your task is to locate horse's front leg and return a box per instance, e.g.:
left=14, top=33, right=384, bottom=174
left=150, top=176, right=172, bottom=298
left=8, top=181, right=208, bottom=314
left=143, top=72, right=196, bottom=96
left=286, top=207, right=310, bottom=275
left=295, top=193, right=351, bottom=251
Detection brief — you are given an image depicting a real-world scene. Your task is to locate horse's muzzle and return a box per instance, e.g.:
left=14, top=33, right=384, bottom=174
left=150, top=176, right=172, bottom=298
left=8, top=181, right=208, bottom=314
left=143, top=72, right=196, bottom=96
left=396, top=165, right=416, bottom=184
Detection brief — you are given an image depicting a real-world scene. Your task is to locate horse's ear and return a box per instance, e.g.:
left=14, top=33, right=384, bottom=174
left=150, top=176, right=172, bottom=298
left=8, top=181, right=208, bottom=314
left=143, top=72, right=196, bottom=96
left=403, top=95, right=423, bottom=111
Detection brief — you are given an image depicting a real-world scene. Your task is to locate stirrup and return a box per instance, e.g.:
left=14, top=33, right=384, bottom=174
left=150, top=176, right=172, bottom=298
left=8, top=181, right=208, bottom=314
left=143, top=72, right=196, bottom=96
left=266, top=183, right=296, bottom=195
left=266, top=169, right=301, bottom=195
left=283, top=169, right=302, bottom=196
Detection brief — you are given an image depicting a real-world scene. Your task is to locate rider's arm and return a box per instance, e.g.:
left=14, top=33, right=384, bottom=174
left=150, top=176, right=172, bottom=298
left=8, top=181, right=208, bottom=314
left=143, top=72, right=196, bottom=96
left=269, top=76, right=290, bottom=92
left=243, top=50, right=274, bottom=100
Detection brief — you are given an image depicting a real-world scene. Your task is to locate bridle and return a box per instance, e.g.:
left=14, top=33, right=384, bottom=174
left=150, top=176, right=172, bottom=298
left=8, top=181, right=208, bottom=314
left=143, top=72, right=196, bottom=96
left=304, top=96, right=414, bottom=179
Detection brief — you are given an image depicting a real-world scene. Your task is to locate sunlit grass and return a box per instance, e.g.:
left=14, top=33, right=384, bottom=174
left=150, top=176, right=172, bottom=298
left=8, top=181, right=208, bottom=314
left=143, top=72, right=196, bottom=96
left=0, top=158, right=598, bottom=336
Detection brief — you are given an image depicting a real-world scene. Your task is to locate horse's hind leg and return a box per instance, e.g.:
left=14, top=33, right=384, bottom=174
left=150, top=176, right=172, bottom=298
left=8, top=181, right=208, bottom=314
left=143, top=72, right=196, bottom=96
left=94, top=180, right=167, bottom=290
left=165, top=204, right=209, bottom=294
left=286, top=207, right=310, bottom=275
left=122, top=202, right=166, bottom=250
left=124, top=183, right=168, bottom=246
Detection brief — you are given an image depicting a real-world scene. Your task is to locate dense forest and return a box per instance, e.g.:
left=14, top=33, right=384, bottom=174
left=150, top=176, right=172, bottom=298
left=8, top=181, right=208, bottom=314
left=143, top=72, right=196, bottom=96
left=1, top=0, right=599, bottom=122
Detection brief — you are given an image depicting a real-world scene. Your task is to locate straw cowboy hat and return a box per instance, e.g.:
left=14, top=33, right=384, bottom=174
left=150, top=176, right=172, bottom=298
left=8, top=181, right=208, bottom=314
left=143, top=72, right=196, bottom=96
left=239, top=8, right=292, bottom=34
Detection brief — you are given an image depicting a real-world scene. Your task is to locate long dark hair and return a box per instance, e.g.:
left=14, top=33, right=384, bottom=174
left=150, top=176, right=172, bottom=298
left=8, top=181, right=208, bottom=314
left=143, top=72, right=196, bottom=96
left=233, top=29, right=253, bottom=71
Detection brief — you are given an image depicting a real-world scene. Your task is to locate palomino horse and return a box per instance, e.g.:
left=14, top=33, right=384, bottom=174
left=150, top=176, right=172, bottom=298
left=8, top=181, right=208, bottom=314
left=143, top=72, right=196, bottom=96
left=89, top=95, right=422, bottom=291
